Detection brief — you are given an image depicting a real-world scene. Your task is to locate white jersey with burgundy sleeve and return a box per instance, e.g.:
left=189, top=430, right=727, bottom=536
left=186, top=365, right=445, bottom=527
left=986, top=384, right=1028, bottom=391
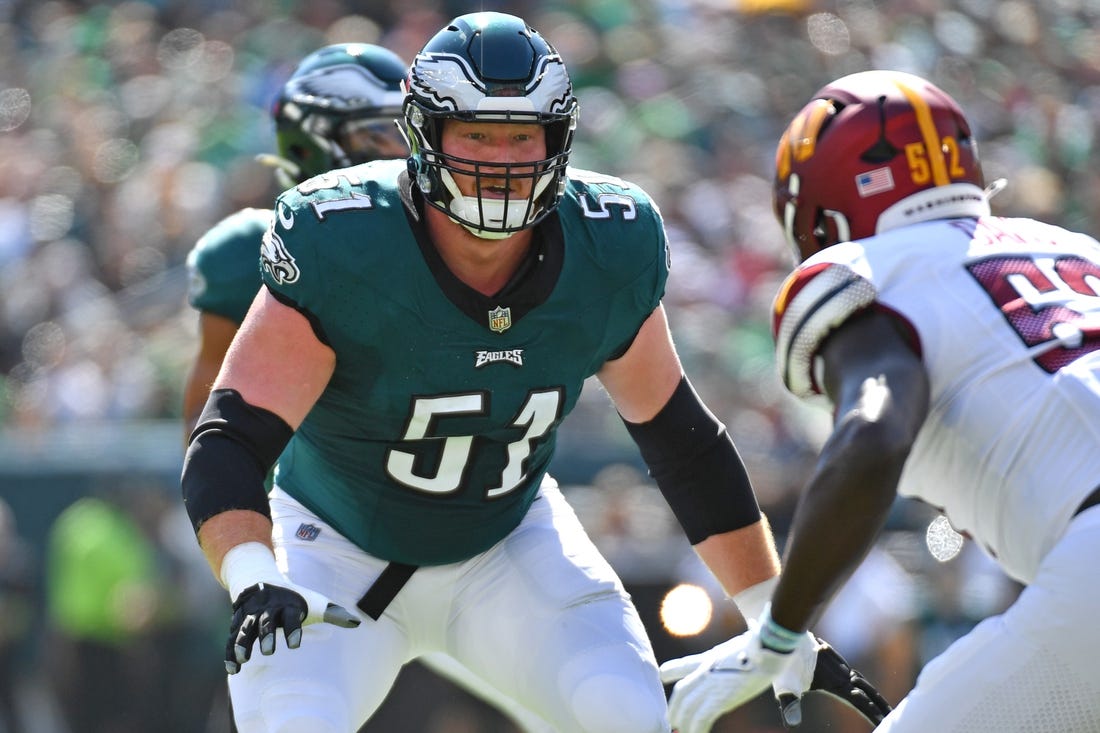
left=772, top=215, right=1100, bottom=584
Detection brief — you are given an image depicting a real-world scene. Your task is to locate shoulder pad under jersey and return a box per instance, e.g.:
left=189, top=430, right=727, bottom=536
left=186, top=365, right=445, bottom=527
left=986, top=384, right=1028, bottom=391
left=772, top=261, right=878, bottom=397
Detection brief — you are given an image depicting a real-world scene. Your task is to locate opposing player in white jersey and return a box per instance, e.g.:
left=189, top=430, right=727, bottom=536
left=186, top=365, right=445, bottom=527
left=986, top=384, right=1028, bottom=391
left=659, top=70, right=1100, bottom=732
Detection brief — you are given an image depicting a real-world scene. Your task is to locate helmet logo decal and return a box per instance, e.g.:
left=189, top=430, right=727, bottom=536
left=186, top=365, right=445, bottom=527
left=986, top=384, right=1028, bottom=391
left=290, top=64, right=402, bottom=113
left=776, top=99, right=835, bottom=181
left=260, top=229, right=301, bottom=285
left=409, top=52, right=572, bottom=115
left=488, top=305, right=512, bottom=333
left=855, top=167, right=895, bottom=197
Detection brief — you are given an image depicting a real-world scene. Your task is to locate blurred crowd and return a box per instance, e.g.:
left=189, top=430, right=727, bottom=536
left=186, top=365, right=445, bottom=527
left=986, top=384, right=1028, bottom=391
left=1, top=0, right=1093, bottom=730
left=6, top=0, right=1100, bottom=431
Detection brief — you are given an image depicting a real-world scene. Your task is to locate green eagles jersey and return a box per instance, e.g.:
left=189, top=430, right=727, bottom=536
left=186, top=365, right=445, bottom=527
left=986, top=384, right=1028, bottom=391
left=186, top=207, right=273, bottom=325
left=261, top=158, right=669, bottom=565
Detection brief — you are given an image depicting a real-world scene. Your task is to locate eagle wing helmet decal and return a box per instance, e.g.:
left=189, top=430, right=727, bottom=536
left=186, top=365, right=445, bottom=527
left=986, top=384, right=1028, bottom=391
left=407, top=52, right=573, bottom=116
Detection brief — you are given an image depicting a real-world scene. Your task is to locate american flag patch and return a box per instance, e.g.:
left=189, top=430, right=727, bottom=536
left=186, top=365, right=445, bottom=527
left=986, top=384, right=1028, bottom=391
left=855, top=167, right=895, bottom=197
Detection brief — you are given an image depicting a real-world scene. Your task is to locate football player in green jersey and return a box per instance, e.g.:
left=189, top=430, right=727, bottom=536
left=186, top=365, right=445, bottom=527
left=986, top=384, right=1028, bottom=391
left=182, top=12, right=887, bottom=733
left=183, top=40, right=558, bottom=732
left=182, top=42, right=407, bottom=436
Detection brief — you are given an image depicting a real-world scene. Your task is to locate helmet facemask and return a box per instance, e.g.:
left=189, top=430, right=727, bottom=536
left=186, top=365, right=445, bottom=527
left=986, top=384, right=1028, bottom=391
left=406, top=102, right=576, bottom=239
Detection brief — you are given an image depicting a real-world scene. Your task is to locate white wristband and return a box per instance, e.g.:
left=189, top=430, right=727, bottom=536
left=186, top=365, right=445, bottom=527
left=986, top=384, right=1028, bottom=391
left=731, top=575, right=779, bottom=622
left=219, top=542, right=282, bottom=601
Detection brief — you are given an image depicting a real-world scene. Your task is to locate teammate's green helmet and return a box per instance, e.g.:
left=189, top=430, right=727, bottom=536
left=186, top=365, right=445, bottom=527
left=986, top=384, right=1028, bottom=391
left=268, top=43, right=408, bottom=187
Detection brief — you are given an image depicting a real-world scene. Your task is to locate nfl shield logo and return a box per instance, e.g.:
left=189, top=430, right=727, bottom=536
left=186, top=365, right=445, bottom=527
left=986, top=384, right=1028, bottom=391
left=295, top=523, right=321, bottom=541
left=488, top=305, right=512, bottom=333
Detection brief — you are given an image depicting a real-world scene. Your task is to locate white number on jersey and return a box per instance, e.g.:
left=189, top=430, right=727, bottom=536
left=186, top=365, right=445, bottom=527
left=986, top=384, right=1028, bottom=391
left=385, top=389, right=563, bottom=499
left=967, top=254, right=1100, bottom=372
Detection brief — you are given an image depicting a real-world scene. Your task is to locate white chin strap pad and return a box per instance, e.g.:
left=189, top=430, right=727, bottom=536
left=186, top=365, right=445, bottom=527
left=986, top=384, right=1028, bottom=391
left=440, top=168, right=553, bottom=239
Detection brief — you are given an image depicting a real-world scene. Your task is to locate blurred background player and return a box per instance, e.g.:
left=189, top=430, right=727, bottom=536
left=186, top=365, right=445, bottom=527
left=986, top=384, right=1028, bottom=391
left=183, top=42, right=407, bottom=436
left=660, top=70, right=1100, bottom=732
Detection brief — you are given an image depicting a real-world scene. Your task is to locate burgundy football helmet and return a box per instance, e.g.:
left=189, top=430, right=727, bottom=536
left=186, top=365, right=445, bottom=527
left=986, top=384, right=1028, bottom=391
left=773, top=70, right=985, bottom=260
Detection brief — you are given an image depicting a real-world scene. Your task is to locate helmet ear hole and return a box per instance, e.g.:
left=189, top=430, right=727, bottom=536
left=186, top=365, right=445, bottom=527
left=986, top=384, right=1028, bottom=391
left=811, top=208, right=852, bottom=250
left=811, top=210, right=833, bottom=250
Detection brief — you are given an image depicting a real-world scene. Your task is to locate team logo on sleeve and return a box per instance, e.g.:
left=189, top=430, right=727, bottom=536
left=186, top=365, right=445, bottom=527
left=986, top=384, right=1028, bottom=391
left=488, top=305, right=512, bottom=333
left=260, top=229, right=301, bottom=285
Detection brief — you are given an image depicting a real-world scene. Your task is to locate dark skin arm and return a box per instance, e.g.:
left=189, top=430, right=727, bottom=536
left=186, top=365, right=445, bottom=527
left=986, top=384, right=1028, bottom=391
left=770, top=309, right=930, bottom=633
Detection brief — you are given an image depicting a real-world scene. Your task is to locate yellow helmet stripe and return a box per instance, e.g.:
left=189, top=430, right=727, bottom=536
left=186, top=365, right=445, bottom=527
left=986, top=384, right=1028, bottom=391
left=894, top=78, right=950, bottom=186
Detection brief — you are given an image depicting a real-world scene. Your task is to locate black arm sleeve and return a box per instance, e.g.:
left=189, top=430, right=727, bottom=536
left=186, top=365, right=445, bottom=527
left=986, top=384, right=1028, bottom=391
left=622, top=376, right=761, bottom=544
left=181, top=388, right=294, bottom=533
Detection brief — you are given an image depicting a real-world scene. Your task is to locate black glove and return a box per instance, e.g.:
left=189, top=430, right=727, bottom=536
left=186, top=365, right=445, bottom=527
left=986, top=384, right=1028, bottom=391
left=225, top=582, right=360, bottom=674
left=775, top=639, right=892, bottom=728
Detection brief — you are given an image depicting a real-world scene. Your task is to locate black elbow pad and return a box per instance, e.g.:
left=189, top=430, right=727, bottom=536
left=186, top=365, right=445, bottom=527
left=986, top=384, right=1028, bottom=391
left=181, top=388, right=293, bottom=533
left=622, top=377, right=761, bottom=543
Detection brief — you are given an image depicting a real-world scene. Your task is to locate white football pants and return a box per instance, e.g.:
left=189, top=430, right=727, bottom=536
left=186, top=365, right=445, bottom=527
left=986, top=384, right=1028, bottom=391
left=878, top=507, right=1100, bottom=732
left=227, top=480, right=671, bottom=733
